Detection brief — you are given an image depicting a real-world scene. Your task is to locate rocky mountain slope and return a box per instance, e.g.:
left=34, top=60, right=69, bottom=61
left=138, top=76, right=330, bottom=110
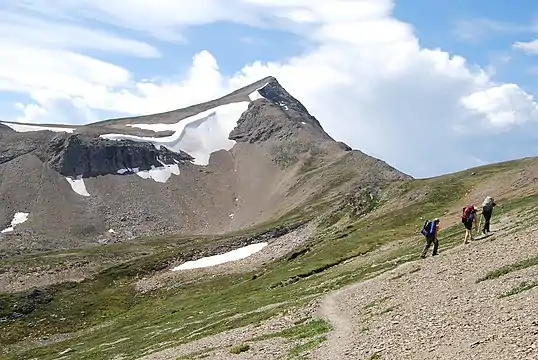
left=0, top=76, right=409, bottom=256
left=1, top=154, right=537, bottom=360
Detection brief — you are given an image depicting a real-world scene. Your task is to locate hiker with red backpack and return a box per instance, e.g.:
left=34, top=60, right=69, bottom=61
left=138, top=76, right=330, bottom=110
left=461, top=205, right=478, bottom=244
left=420, top=218, right=440, bottom=258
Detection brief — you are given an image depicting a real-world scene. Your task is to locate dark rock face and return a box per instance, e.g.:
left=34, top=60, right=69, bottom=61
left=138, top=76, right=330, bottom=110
left=0, top=132, right=193, bottom=178
left=46, top=134, right=193, bottom=178
left=229, top=100, right=290, bottom=143
left=258, top=79, right=326, bottom=133
left=229, top=78, right=334, bottom=144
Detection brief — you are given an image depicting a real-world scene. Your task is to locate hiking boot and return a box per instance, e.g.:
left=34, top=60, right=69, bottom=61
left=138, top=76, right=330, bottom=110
left=432, top=253, right=438, bottom=256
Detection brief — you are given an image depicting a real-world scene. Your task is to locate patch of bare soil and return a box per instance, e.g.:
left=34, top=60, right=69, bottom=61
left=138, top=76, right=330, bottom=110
left=310, top=217, right=538, bottom=360
left=0, top=259, right=102, bottom=293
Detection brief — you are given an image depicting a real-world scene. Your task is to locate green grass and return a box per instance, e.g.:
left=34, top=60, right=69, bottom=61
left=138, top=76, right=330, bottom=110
left=476, top=254, right=538, bottom=283
left=499, top=280, right=538, bottom=298
left=2, top=157, right=537, bottom=360
left=288, top=336, right=327, bottom=357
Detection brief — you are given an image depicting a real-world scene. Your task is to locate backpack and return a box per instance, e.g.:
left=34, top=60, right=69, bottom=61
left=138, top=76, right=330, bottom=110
left=421, top=220, right=432, bottom=236
left=462, top=205, right=474, bottom=222
left=482, top=196, right=495, bottom=210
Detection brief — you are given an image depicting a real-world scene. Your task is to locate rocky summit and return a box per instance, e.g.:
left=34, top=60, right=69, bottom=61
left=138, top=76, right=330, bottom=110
left=2, top=76, right=537, bottom=360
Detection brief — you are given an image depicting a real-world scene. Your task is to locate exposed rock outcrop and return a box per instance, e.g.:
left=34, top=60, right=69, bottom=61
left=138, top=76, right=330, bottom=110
left=46, top=134, right=193, bottom=178
left=229, top=78, right=331, bottom=144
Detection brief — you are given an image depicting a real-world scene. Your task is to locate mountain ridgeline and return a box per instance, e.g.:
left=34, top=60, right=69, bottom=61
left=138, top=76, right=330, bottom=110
left=0, top=76, right=410, bottom=256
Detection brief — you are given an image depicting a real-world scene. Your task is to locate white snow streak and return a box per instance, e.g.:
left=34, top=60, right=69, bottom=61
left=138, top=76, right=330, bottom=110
left=135, top=164, right=179, bottom=183
left=171, top=242, right=268, bottom=271
left=248, top=82, right=269, bottom=101
left=65, top=176, right=90, bottom=196
left=100, top=102, right=250, bottom=166
left=1, top=122, right=74, bottom=133
left=117, top=161, right=180, bottom=183
left=1, top=212, right=29, bottom=233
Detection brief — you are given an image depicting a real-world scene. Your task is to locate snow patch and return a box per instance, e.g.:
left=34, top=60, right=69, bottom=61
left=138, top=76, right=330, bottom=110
left=248, top=82, right=269, bottom=101
left=301, top=121, right=306, bottom=125
left=65, top=176, right=90, bottom=196
left=171, top=242, right=268, bottom=271
left=1, top=122, right=74, bottom=133
left=1, top=212, right=29, bottom=233
left=278, top=101, right=289, bottom=110
left=117, top=162, right=180, bottom=183
left=135, top=163, right=179, bottom=183
left=229, top=213, right=235, bottom=219
left=101, top=102, right=249, bottom=166
left=108, top=229, right=115, bottom=234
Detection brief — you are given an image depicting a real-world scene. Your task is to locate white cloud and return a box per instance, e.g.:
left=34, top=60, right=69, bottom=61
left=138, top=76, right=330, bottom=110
left=0, top=11, right=160, bottom=58
left=513, top=39, right=538, bottom=55
left=2, top=0, right=538, bottom=176
left=461, top=84, right=538, bottom=130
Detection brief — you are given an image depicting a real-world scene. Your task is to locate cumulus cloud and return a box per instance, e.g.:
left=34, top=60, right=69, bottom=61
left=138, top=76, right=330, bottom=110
left=513, top=39, right=538, bottom=55
left=2, top=0, right=538, bottom=177
left=461, top=84, right=538, bottom=131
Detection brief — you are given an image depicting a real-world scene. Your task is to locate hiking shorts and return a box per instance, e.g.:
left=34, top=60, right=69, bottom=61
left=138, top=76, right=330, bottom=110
left=463, top=218, right=473, bottom=230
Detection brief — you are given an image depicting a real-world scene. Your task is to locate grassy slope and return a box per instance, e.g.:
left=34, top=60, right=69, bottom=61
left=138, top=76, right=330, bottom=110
left=1, top=157, right=537, bottom=360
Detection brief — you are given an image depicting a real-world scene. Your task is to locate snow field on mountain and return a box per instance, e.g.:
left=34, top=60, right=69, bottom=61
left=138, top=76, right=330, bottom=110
left=1, top=212, right=29, bottom=233
left=1, top=122, right=74, bottom=133
left=248, top=82, right=269, bottom=101
left=101, top=102, right=250, bottom=166
left=101, top=86, right=268, bottom=166
left=171, top=242, right=268, bottom=271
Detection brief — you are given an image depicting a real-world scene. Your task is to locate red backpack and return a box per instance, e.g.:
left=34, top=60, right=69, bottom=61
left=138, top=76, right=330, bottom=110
left=462, top=205, right=474, bottom=222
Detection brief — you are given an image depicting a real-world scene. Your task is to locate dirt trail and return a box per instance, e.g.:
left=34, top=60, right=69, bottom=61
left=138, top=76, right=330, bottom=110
left=310, top=217, right=538, bottom=360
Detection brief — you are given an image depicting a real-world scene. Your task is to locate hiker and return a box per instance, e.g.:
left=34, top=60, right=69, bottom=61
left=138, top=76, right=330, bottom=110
left=420, top=218, right=440, bottom=258
left=461, top=205, right=478, bottom=244
left=481, top=196, right=497, bottom=234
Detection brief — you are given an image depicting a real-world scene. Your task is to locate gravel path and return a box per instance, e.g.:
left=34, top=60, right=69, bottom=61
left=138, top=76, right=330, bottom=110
left=310, top=218, right=538, bottom=360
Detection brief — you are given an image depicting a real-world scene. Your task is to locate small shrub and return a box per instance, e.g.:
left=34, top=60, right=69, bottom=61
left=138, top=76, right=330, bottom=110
left=230, top=343, right=250, bottom=354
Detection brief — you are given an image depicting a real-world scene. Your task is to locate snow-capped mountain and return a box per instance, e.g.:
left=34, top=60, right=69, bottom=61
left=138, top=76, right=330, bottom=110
left=0, top=76, right=410, bottom=256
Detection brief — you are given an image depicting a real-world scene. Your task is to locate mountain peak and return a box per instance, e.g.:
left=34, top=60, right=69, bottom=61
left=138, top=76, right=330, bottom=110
left=229, top=76, right=335, bottom=144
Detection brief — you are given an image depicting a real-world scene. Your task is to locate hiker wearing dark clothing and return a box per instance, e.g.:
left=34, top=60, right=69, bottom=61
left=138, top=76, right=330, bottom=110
left=421, top=218, right=440, bottom=258
left=461, top=205, right=478, bottom=244
left=481, top=196, right=497, bottom=234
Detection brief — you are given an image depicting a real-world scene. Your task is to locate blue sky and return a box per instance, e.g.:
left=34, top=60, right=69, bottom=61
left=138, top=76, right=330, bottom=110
left=395, top=0, right=538, bottom=90
left=1, top=0, right=538, bottom=178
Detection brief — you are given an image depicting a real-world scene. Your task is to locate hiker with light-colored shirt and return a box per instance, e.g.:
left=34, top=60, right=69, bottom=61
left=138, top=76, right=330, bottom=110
left=481, top=196, right=497, bottom=234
